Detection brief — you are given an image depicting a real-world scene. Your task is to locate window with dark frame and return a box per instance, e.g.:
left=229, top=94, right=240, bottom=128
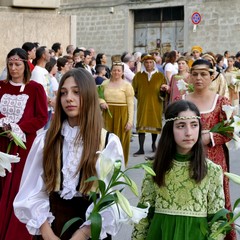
left=135, top=6, right=184, bottom=23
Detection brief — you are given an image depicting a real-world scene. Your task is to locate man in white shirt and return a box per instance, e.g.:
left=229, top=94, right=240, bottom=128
left=122, top=53, right=135, bottom=83
left=31, top=46, right=53, bottom=129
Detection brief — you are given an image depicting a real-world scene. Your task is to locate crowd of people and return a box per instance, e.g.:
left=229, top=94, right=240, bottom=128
left=0, top=41, right=239, bottom=240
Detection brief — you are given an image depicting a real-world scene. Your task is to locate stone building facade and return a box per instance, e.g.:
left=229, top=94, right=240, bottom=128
left=0, top=1, right=75, bottom=69
left=60, top=0, right=240, bottom=59
left=0, top=0, right=239, bottom=69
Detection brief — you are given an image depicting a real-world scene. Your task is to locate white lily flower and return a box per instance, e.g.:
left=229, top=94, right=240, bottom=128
left=0, top=166, right=6, bottom=177
left=130, top=203, right=150, bottom=224
left=225, top=172, right=240, bottom=185
left=114, top=160, right=122, bottom=170
left=232, top=133, right=240, bottom=150
left=99, top=152, right=114, bottom=181
left=176, top=79, right=188, bottom=91
left=231, top=115, right=240, bottom=133
left=222, top=105, right=235, bottom=122
left=0, top=151, right=20, bottom=175
left=231, top=76, right=237, bottom=85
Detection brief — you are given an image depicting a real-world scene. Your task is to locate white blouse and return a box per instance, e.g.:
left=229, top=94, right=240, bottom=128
left=13, top=120, right=125, bottom=238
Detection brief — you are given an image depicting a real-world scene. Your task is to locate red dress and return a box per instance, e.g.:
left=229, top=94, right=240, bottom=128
left=200, top=96, right=230, bottom=202
left=183, top=94, right=236, bottom=240
left=0, top=80, right=48, bottom=240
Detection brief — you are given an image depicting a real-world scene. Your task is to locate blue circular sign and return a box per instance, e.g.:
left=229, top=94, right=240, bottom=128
left=191, top=12, right=201, bottom=25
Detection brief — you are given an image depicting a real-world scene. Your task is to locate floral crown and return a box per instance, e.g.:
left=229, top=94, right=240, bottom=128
left=165, top=116, right=201, bottom=122
left=8, top=56, right=27, bottom=62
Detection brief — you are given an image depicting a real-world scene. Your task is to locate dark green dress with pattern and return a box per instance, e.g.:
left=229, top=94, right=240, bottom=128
left=132, top=154, right=225, bottom=240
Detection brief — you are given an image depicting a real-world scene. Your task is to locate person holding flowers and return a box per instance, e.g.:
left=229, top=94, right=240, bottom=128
left=224, top=55, right=240, bottom=115
left=99, top=55, right=134, bottom=165
left=14, top=68, right=143, bottom=240
left=180, top=59, right=236, bottom=240
left=132, top=100, right=225, bottom=240
left=168, top=56, right=190, bottom=103
left=0, top=48, right=48, bottom=240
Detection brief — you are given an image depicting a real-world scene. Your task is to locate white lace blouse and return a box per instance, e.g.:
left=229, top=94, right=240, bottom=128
left=13, top=120, right=125, bottom=238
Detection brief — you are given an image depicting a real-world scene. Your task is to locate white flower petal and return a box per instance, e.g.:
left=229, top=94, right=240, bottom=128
left=0, top=166, right=6, bottom=177
left=222, top=105, right=235, bottom=122
left=176, top=79, right=188, bottom=91
left=0, top=151, right=20, bottom=173
left=99, top=153, right=114, bottom=180
left=130, top=203, right=150, bottom=224
left=231, top=116, right=240, bottom=133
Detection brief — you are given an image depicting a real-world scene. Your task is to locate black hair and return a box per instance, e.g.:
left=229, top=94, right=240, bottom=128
left=51, top=42, right=61, bottom=53
left=6, top=48, right=31, bottom=84
left=96, top=53, right=104, bottom=65
left=84, top=50, right=91, bottom=58
left=153, top=100, right=207, bottom=187
left=57, top=57, right=68, bottom=71
left=32, top=46, right=47, bottom=66
left=22, top=42, right=35, bottom=52
left=191, top=59, right=214, bottom=76
left=45, top=57, right=57, bottom=73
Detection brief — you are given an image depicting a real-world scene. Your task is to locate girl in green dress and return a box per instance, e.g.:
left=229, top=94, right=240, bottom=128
left=132, top=100, right=225, bottom=240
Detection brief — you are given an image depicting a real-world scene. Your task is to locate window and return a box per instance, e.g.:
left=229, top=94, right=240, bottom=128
left=135, top=6, right=184, bottom=23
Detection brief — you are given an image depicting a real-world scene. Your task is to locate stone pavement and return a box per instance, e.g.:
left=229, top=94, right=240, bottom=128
left=113, top=133, right=240, bottom=240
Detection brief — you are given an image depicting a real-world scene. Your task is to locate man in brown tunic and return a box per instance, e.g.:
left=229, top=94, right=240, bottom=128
left=132, top=55, right=167, bottom=156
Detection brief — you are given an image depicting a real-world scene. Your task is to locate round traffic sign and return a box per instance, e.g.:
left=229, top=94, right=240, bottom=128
left=191, top=12, right=201, bottom=25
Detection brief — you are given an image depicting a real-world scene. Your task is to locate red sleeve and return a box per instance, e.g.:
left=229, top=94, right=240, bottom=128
left=19, top=83, right=48, bottom=134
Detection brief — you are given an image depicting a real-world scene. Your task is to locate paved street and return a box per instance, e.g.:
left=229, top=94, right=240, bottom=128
left=113, top=133, right=240, bottom=240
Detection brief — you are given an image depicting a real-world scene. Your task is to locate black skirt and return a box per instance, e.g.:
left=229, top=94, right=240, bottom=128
left=33, top=192, right=111, bottom=240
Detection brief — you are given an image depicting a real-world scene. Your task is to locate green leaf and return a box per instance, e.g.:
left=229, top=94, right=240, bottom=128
left=110, top=165, right=122, bottom=184
left=89, top=211, right=102, bottom=240
left=85, top=176, right=99, bottom=183
left=10, top=131, right=27, bottom=149
left=233, top=197, right=240, bottom=211
left=209, top=208, right=229, bottom=226
left=98, top=179, right=106, bottom=195
left=89, top=191, right=98, bottom=205
left=110, top=181, right=129, bottom=188
left=97, top=85, right=105, bottom=99
left=60, top=217, right=81, bottom=237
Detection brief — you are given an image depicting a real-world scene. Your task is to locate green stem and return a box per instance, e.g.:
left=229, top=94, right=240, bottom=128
left=211, top=211, right=240, bottom=238
left=107, top=109, right=112, bottom=118
left=7, top=141, right=13, bottom=154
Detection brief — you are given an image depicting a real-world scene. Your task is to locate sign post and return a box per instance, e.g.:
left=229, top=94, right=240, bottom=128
left=191, top=12, right=201, bottom=32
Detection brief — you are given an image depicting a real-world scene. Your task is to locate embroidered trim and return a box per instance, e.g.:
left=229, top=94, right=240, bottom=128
left=8, top=56, right=27, bottom=62
left=155, top=208, right=207, bottom=217
left=165, top=116, right=201, bottom=122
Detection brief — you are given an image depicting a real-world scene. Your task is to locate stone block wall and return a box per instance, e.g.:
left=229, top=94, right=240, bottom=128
left=0, top=7, right=73, bottom=70
left=60, top=5, right=132, bottom=64
left=60, top=0, right=240, bottom=58
left=186, top=1, right=240, bottom=54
